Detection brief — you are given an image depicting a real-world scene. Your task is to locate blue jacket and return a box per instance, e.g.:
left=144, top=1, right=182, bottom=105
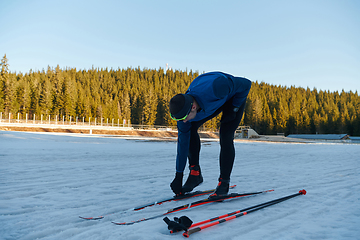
left=175, top=71, right=251, bottom=172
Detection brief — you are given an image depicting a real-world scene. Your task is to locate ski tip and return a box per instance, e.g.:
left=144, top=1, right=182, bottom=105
left=112, top=221, right=137, bottom=225
left=79, top=216, right=104, bottom=220
left=134, top=207, right=146, bottom=211
left=299, top=189, right=307, bottom=195
left=112, top=221, right=126, bottom=225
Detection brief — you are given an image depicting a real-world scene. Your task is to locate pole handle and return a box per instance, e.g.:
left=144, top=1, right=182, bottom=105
left=183, top=227, right=201, bottom=238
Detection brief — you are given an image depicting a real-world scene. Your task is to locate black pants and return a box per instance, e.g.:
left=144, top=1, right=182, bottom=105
left=188, top=101, right=246, bottom=180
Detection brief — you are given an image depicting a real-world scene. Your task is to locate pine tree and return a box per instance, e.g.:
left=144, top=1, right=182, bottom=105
left=0, top=54, right=10, bottom=113
left=19, top=76, right=31, bottom=117
left=1, top=65, right=359, bottom=135
left=39, top=76, right=52, bottom=115
left=143, top=84, right=157, bottom=125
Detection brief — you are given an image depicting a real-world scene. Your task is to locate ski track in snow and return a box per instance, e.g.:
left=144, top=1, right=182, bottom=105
left=0, top=131, right=359, bottom=240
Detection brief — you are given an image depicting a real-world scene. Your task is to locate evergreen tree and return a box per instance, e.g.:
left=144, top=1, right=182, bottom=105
left=0, top=61, right=358, bottom=136
left=143, top=84, right=157, bottom=125
left=39, top=75, right=52, bottom=115
left=0, top=54, right=10, bottom=113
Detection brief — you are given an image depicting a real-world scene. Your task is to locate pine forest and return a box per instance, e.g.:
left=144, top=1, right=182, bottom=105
left=1, top=55, right=359, bottom=136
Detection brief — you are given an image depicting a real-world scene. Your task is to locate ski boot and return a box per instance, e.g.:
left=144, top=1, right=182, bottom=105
left=182, top=165, right=203, bottom=193
left=209, top=178, right=230, bottom=198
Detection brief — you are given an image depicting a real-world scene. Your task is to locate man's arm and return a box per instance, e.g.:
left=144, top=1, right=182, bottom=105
left=211, top=73, right=251, bottom=108
left=175, top=121, right=191, bottom=172
left=171, top=121, right=191, bottom=195
left=231, top=77, right=252, bottom=108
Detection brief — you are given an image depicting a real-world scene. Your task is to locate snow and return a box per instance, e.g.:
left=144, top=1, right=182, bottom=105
left=1, top=131, right=359, bottom=240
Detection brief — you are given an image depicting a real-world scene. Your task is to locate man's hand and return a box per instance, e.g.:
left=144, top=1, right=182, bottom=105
left=170, top=172, right=183, bottom=195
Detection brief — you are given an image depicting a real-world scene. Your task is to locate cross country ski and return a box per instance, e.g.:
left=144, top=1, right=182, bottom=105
left=79, top=185, right=236, bottom=220
left=112, top=189, right=273, bottom=225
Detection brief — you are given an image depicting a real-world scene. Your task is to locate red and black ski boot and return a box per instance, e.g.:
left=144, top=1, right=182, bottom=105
left=182, top=165, right=203, bottom=193
left=209, top=178, right=230, bottom=198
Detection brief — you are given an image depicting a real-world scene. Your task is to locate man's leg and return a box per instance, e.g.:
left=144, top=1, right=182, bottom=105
left=187, top=123, right=201, bottom=166
left=188, top=108, right=222, bottom=165
left=183, top=109, right=222, bottom=193
left=219, top=101, right=246, bottom=180
left=182, top=121, right=204, bottom=193
left=210, top=101, right=246, bottom=197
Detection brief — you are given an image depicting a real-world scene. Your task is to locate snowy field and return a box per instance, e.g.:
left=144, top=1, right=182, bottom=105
left=1, top=131, right=359, bottom=240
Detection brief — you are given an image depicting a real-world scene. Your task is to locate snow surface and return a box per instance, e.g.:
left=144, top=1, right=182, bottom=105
left=1, top=131, right=359, bottom=240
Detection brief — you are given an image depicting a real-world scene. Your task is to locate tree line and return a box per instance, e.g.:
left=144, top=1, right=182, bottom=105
left=1, top=54, right=359, bottom=136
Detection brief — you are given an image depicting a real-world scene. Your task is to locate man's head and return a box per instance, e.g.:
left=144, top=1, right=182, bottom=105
left=169, top=94, right=194, bottom=121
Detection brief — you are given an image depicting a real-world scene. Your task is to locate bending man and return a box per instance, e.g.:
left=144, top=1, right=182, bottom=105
left=169, top=71, right=251, bottom=197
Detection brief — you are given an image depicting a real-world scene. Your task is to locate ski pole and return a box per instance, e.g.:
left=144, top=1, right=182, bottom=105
left=183, top=189, right=306, bottom=238
left=169, top=189, right=274, bottom=234
left=174, top=195, right=293, bottom=233
left=188, top=190, right=300, bottom=228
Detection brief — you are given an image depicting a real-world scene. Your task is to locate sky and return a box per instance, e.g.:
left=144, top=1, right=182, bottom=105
left=0, top=0, right=359, bottom=93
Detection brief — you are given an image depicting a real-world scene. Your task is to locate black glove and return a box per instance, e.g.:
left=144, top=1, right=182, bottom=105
left=163, top=216, right=193, bottom=232
left=221, top=102, right=239, bottom=123
left=170, top=172, right=183, bottom=196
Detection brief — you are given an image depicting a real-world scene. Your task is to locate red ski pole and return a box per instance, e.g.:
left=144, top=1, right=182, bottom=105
left=183, top=189, right=306, bottom=238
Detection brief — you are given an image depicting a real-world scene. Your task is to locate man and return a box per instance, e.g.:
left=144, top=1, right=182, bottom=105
left=169, top=71, right=252, bottom=197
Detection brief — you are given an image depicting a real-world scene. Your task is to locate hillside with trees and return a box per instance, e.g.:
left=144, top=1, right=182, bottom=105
left=1, top=54, right=359, bottom=136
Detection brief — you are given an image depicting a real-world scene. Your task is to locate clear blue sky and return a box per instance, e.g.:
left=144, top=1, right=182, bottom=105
left=1, top=0, right=359, bottom=92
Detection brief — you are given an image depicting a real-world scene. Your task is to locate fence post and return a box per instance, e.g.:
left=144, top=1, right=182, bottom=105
left=9, top=113, right=11, bottom=123
left=55, top=115, right=57, bottom=125
left=26, top=113, right=28, bottom=123
left=89, top=117, right=92, bottom=134
left=41, top=114, right=43, bottom=124
left=63, top=115, right=65, bottom=125
left=0, top=112, right=2, bottom=123
left=49, top=115, right=51, bottom=125
left=33, top=114, right=35, bottom=124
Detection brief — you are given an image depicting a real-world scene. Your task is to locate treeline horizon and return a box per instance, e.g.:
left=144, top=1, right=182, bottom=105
left=1, top=55, right=359, bottom=136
